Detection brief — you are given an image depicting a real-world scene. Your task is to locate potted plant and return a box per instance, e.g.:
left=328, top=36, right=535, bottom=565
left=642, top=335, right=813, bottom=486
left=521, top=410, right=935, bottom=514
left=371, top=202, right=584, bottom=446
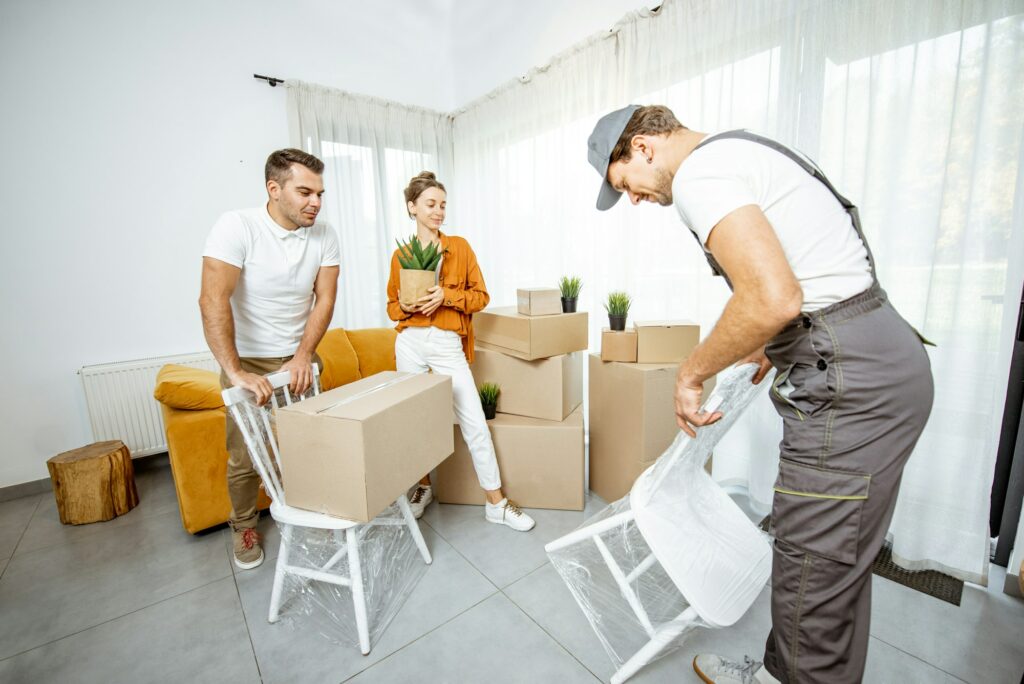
left=479, top=383, right=500, bottom=420
left=559, top=275, right=582, bottom=313
left=395, top=235, right=443, bottom=309
left=604, top=291, right=631, bottom=331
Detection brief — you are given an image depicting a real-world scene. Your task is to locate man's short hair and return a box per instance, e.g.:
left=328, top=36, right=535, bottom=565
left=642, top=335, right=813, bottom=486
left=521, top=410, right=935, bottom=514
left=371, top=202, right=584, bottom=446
left=608, top=105, right=687, bottom=165
left=264, top=148, right=324, bottom=187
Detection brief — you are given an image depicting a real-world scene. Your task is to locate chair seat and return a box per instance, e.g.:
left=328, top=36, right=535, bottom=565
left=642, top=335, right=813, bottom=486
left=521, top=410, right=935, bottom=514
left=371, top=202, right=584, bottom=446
left=270, top=499, right=360, bottom=530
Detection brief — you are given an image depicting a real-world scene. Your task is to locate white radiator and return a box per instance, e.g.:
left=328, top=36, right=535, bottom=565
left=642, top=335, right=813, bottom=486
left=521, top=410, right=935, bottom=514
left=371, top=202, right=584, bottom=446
left=79, top=352, right=220, bottom=457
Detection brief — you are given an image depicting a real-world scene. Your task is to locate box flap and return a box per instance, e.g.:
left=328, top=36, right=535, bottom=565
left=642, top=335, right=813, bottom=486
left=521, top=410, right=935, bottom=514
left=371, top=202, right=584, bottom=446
left=634, top=320, right=699, bottom=328
left=279, top=372, right=446, bottom=421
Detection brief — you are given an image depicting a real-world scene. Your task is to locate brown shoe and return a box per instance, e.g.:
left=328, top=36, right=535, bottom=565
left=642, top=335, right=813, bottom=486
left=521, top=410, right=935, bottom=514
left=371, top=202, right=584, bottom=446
left=233, top=527, right=264, bottom=570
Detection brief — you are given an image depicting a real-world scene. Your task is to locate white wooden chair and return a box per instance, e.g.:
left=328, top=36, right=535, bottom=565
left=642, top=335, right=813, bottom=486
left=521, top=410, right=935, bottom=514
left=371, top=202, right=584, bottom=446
left=221, top=364, right=431, bottom=655
left=545, top=364, right=773, bottom=683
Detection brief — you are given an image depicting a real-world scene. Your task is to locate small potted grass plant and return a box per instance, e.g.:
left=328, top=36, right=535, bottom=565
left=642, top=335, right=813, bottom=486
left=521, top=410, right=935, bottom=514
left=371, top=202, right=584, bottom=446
left=395, top=235, right=443, bottom=309
left=479, top=383, right=500, bottom=420
left=604, top=291, right=631, bottom=331
left=559, top=276, right=582, bottom=313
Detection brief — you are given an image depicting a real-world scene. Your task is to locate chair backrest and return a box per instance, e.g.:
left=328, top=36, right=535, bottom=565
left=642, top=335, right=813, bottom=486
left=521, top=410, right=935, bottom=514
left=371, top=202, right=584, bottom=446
left=220, top=364, right=321, bottom=506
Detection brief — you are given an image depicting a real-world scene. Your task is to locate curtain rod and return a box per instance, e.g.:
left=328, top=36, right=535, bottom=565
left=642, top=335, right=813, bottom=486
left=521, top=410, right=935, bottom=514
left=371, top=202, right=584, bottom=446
left=254, top=73, right=285, bottom=87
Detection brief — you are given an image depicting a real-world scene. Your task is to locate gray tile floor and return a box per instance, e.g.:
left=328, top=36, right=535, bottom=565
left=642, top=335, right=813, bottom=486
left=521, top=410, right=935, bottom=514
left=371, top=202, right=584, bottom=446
left=0, top=457, right=1022, bottom=684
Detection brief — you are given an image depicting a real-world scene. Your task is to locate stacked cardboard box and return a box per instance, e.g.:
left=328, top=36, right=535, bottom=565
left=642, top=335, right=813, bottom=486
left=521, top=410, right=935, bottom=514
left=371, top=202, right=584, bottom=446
left=590, top=321, right=712, bottom=502
left=434, top=302, right=588, bottom=510
left=600, top=320, right=700, bottom=364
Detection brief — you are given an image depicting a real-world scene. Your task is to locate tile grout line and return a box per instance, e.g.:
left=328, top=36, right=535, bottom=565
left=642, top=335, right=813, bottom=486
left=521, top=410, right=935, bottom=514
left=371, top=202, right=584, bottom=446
left=421, top=512, right=556, bottom=593
left=420, top=515, right=501, bottom=593
left=868, top=633, right=971, bottom=683
left=230, top=550, right=266, bottom=684
left=11, top=477, right=184, bottom=560
left=337, top=591, right=502, bottom=684
left=8, top=505, right=220, bottom=565
left=0, top=572, right=233, bottom=664
left=499, top=563, right=605, bottom=682
left=1, top=495, right=43, bottom=580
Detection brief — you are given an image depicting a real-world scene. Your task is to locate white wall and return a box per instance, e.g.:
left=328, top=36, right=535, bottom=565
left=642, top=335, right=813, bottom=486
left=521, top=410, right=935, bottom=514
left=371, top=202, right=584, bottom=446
left=0, top=0, right=658, bottom=488
left=0, top=0, right=453, bottom=488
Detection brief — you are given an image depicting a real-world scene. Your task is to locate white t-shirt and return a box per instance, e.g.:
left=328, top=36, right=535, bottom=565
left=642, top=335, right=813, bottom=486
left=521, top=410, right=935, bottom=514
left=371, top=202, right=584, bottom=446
left=672, top=133, right=872, bottom=311
left=203, top=205, right=340, bottom=357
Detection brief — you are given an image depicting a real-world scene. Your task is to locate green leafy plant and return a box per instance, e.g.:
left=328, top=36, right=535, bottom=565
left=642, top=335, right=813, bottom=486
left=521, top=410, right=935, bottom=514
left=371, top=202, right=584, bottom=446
left=604, top=291, right=631, bottom=316
left=395, top=235, right=442, bottom=271
left=559, top=275, right=582, bottom=299
left=479, top=382, right=501, bottom=405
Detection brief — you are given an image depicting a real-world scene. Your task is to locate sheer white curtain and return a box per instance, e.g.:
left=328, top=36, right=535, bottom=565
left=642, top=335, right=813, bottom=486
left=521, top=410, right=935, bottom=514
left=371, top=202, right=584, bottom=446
left=287, top=81, right=454, bottom=329
left=451, top=0, right=1024, bottom=583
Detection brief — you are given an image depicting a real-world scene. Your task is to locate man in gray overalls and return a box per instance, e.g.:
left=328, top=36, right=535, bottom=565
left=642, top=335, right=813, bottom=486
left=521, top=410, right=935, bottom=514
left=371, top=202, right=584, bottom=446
left=587, top=105, right=934, bottom=684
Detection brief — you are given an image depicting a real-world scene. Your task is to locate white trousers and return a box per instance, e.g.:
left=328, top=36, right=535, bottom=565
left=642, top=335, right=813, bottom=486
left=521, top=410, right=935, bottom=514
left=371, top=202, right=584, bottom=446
left=395, top=327, right=502, bottom=491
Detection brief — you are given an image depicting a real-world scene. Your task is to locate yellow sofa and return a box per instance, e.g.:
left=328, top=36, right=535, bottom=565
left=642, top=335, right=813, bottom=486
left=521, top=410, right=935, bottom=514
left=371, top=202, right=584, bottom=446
left=154, top=327, right=397, bottom=533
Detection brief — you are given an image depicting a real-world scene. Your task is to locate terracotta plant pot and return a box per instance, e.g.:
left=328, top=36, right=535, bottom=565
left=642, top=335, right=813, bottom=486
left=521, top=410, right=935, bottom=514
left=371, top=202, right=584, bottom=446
left=608, top=314, right=627, bottom=331
left=561, top=297, right=578, bottom=313
left=399, top=269, right=437, bottom=309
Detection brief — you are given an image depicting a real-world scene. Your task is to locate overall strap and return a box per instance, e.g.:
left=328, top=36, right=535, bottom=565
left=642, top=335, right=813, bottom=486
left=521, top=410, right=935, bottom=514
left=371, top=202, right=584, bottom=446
left=688, top=130, right=879, bottom=285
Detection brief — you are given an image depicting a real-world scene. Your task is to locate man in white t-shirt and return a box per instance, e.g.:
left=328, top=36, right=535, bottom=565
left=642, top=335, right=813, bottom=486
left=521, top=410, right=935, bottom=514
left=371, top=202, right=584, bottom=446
left=587, top=106, right=933, bottom=684
left=200, top=148, right=340, bottom=570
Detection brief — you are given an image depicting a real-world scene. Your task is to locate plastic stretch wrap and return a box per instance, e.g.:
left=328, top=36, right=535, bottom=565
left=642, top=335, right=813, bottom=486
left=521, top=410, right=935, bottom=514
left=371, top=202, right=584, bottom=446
left=547, top=364, right=773, bottom=678
left=273, top=505, right=428, bottom=648
left=237, top=386, right=427, bottom=649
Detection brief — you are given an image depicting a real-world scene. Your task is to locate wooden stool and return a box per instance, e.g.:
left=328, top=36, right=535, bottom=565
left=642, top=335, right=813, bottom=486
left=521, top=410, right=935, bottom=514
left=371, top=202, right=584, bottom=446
left=47, top=440, right=139, bottom=525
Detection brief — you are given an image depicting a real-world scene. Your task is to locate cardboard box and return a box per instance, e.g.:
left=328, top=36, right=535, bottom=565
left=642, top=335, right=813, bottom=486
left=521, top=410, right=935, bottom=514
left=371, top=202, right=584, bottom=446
left=471, top=347, right=582, bottom=421
left=601, top=328, right=638, bottom=363
left=634, top=321, right=700, bottom=363
left=588, top=354, right=714, bottom=503
left=516, top=288, right=562, bottom=316
left=276, top=371, right=454, bottom=522
left=474, top=307, right=588, bottom=360
left=435, top=407, right=585, bottom=510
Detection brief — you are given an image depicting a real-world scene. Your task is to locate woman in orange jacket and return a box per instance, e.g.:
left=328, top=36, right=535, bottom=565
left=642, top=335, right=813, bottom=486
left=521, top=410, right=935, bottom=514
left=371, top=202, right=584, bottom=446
left=386, top=171, right=534, bottom=532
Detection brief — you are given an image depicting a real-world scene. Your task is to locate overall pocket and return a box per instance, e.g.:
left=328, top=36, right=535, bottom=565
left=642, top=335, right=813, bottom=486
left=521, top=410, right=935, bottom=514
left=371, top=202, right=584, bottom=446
left=772, top=459, right=870, bottom=565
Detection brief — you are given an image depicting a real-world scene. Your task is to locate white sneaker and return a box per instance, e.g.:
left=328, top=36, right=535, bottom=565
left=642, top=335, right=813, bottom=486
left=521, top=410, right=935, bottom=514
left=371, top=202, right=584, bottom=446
left=485, top=498, right=535, bottom=531
left=693, top=654, right=778, bottom=684
left=408, top=485, right=433, bottom=519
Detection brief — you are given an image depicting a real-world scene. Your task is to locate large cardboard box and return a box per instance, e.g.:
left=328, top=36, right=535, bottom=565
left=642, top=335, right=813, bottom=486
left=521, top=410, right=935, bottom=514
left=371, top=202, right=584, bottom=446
left=516, top=288, right=562, bottom=316
left=588, top=354, right=714, bottom=503
left=471, top=347, right=582, bottom=421
left=474, top=307, right=588, bottom=360
left=435, top=407, right=585, bottom=511
left=634, top=321, right=700, bottom=363
left=276, top=371, right=454, bottom=522
left=601, top=328, right=638, bottom=362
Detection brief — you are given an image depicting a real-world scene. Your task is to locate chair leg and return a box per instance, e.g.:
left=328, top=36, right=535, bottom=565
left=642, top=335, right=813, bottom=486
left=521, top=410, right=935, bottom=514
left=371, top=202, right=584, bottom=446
left=610, top=607, right=699, bottom=684
left=268, top=524, right=291, bottom=623
left=347, top=526, right=371, bottom=655
left=397, top=494, right=432, bottom=564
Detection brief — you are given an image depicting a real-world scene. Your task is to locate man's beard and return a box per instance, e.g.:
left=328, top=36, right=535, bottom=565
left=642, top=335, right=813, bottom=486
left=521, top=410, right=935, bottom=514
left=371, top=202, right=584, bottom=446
left=654, top=167, right=674, bottom=206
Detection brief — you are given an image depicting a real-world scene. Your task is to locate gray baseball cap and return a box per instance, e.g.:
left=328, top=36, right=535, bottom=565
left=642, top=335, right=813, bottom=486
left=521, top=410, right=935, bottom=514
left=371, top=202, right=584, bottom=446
left=587, top=104, right=641, bottom=211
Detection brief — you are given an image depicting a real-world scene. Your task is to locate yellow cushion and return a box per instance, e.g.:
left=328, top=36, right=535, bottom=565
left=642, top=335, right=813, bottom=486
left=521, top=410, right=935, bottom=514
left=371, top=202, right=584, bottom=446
left=159, top=403, right=270, bottom=533
left=346, top=328, right=398, bottom=377
left=316, top=328, right=361, bottom=390
left=154, top=364, right=223, bottom=409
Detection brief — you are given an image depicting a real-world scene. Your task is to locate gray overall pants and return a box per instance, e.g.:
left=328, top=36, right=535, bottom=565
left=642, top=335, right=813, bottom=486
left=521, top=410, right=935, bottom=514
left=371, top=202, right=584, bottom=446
left=691, top=132, right=934, bottom=683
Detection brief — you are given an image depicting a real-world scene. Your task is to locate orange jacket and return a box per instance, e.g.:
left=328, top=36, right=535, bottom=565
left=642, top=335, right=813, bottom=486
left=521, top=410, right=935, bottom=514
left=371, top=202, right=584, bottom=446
left=386, top=232, right=489, bottom=362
